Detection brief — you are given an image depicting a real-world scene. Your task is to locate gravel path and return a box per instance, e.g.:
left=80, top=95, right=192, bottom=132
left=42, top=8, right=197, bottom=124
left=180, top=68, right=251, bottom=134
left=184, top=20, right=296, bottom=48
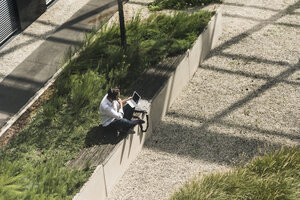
left=109, top=0, right=300, bottom=199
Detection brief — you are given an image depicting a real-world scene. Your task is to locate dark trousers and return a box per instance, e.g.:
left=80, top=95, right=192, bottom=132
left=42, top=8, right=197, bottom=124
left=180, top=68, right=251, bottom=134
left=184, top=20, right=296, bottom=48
left=106, top=104, right=140, bottom=133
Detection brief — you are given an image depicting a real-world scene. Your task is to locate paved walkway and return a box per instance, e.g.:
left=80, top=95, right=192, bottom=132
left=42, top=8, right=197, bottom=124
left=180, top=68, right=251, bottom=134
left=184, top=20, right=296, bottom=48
left=0, top=0, right=118, bottom=132
left=108, top=0, right=300, bottom=199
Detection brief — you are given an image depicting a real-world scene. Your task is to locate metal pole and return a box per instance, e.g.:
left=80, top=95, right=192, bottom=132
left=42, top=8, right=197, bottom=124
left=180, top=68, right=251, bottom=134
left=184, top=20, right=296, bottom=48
left=117, top=0, right=126, bottom=48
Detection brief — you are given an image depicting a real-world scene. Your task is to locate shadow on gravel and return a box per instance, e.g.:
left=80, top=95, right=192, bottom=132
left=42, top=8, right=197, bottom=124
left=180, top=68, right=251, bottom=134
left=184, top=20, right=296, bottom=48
left=207, top=0, right=300, bottom=59
left=198, top=61, right=300, bottom=132
left=223, top=13, right=300, bottom=29
left=146, top=60, right=299, bottom=167
left=200, top=63, right=300, bottom=86
left=144, top=119, right=280, bottom=167
left=144, top=56, right=299, bottom=167
left=167, top=112, right=300, bottom=141
left=141, top=1, right=300, bottom=168
left=223, top=2, right=282, bottom=12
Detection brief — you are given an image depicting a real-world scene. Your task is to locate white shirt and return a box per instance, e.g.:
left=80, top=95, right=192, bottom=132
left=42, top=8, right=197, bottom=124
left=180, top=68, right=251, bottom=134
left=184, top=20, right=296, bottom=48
left=99, top=94, right=124, bottom=127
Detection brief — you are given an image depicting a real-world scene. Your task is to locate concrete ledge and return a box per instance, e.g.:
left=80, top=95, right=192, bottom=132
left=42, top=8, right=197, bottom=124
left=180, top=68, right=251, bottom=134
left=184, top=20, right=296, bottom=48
left=103, top=130, right=146, bottom=193
left=73, top=165, right=107, bottom=200
left=74, top=7, right=222, bottom=200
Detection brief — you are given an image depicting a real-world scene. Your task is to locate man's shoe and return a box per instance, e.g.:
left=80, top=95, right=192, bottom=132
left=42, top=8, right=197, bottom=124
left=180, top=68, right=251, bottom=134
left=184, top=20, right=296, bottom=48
left=138, top=119, right=145, bottom=124
left=127, top=129, right=136, bottom=134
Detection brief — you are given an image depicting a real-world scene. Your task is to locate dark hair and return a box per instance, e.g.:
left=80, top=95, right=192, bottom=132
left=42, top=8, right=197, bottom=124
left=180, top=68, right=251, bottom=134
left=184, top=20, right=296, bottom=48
left=107, top=87, right=120, bottom=100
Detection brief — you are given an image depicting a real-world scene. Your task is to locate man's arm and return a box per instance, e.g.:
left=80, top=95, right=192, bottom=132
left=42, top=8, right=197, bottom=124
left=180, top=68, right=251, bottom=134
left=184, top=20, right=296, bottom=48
left=118, top=98, right=123, bottom=110
left=121, top=97, right=132, bottom=105
left=103, top=103, right=124, bottom=119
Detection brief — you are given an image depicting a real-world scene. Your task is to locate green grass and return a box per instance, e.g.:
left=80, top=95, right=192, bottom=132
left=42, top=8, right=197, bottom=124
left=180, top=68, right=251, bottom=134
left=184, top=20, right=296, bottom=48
left=169, top=147, right=300, bottom=200
left=0, top=155, right=90, bottom=200
left=0, top=10, right=213, bottom=199
left=148, top=0, right=222, bottom=11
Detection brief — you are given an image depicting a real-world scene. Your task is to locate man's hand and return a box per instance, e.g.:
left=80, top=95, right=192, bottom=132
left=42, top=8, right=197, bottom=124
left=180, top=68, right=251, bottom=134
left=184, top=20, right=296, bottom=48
left=122, top=96, right=132, bottom=105
left=117, top=98, right=123, bottom=109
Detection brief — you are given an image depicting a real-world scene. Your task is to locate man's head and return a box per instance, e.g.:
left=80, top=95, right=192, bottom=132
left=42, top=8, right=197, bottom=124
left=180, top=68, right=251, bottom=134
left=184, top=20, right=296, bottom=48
left=107, top=87, right=120, bottom=101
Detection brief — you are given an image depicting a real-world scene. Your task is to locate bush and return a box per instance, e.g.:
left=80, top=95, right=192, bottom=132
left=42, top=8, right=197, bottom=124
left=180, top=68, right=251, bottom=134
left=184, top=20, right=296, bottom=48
left=170, top=147, right=300, bottom=200
left=149, top=0, right=222, bottom=11
left=0, top=154, right=91, bottom=200
left=70, top=70, right=105, bottom=112
left=22, top=157, right=90, bottom=200
left=0, top=159, right=27, bottom=200
left=43, top=96, right=64, bottom=120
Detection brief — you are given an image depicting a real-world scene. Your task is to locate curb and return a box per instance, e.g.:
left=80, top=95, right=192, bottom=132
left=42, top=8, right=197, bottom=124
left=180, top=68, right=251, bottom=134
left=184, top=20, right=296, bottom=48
left=0, top=64, right=64, bottom=138
left=73, top=7, right=222, bottom=200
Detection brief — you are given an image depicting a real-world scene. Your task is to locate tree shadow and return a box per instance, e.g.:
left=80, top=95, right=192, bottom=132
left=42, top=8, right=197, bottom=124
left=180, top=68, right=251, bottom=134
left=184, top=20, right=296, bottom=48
left=207, top=0, right=300, bottom=60
left=85, top=125, right=126, bottom=147
left=223, top=13, right=300, bottom=29
left=200, top=63, right=300, bottom=86
left=223, top=2, right=282, bottom=12
left=167, top=111, right=300, bottom=141
left=0, top=0, right=117, bottom=56
left=145, top=120, right=281, bottom=167
left=138, top=0, right=299, bottom=167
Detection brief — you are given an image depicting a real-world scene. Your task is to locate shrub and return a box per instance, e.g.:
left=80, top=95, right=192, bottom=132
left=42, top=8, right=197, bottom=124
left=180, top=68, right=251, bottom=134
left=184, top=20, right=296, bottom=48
left=43, top=96, right=64, bottom=120
left=170, top=147, right=300, bottom=200
left=149, top=0, right=222, bottom=11
left=70, top=70, right=105, bottom=112
left=22, top=157, right=90, bottom=200
left=0, top=153, right=91, bottom=200
left=0, top=159, right=27, bottom=200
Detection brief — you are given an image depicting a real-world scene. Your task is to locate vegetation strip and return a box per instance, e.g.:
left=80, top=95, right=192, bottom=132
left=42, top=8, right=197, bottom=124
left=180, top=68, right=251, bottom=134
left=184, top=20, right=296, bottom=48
left=0, top=10, right=213, bottom=199
left=170, top=147, right=300, bottom=200
left=148, top=0, right=222, bottom=11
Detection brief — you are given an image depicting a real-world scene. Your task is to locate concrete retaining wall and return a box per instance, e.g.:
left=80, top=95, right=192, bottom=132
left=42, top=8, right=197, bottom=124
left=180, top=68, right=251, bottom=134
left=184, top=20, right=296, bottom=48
left=73, top=7, right=222, bottom=200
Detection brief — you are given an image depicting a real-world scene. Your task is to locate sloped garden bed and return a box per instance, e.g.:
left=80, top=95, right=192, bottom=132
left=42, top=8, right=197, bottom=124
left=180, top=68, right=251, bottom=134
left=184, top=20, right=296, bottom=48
left=0, top=2, right=221, bottom=199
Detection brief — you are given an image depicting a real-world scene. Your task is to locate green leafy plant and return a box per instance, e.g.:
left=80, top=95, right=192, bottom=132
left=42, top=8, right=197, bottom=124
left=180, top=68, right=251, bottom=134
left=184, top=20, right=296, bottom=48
left=70, top=70, right=105, bottom=112
left=149, top=0, right=222, bottom=11
left=22, top=157, right=90, bottom=200
left=43, top=96, right=64, bottom=121
left=0, top=159, right=27, bottom=200
left=170, top=147, right=300, bottom=200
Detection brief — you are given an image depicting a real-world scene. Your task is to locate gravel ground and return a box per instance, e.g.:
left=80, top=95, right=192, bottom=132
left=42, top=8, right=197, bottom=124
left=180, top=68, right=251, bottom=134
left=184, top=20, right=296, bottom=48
left=0, top=0, right=90, bottom=83
left=108, top=0, right=300, bottom=199
left=109, top=0, right=300, bottom=200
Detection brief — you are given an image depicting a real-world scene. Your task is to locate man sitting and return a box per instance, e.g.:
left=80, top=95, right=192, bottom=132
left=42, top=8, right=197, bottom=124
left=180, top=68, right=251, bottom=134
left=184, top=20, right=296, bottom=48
left=99, top=87, right=144, bottom=134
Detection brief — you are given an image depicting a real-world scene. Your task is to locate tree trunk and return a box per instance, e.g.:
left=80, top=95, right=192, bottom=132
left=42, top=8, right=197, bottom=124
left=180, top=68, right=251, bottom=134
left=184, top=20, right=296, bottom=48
left=117, top=0, right=126, bottom=48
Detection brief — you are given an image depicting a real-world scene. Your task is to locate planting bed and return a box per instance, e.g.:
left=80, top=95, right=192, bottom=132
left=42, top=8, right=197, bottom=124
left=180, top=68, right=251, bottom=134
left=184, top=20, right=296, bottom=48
left=74, top=8, right=222, bottom=200
left=0, top=2, right=222, bottom=199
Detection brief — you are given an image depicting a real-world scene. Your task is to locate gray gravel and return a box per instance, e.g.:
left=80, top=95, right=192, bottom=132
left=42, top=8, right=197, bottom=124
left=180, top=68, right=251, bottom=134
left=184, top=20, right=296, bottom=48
left=109, top=0, right=300, bottom=199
